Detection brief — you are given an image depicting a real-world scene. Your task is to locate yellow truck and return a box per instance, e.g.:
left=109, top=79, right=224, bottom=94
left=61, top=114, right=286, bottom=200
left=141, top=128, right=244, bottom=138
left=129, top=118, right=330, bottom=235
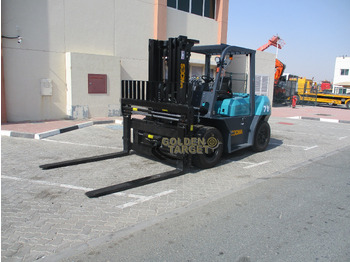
left=297, top=78, right=350, bottom=109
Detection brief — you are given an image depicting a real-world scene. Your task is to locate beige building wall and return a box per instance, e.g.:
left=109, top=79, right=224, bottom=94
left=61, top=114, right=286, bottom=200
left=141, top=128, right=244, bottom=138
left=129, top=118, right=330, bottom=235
left=66, top=53, right=121, bottom=118
left=2, top=0, right=154, bottom=121
left=2, top=0, right=67, bottom=122
left=167, top=7, right=218, bottom=45
left=2, top=0, right=229, bottom=122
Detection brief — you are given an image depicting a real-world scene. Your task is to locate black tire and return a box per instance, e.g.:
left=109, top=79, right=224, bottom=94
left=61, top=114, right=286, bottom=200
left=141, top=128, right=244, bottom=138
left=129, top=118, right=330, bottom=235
left=252, top=121, right=271, bottom=152
left=346, top=101, right=350, bottom=109
left=192, top=126, right=223, bottom=169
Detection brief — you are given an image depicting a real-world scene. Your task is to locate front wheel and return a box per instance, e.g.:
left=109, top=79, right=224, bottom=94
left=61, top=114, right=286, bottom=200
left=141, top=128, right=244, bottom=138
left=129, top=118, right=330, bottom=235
left=192, top=126, right=223, bottom=169
left=252, top=121, right=271, bottom=152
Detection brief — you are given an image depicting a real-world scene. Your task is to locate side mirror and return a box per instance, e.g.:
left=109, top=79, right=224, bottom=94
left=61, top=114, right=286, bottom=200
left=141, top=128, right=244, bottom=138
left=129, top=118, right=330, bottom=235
left=223, top=57, right=232, bottom=69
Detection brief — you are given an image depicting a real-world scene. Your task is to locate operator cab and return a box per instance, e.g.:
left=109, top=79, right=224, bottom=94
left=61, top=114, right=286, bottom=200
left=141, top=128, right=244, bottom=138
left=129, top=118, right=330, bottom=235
left=191, top=44, right=271, bottom=153
left=190, top=45, right=254, bottom=118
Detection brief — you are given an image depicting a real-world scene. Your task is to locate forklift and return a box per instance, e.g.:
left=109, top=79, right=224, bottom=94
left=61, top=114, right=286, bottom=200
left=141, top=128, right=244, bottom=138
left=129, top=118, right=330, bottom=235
left=41, top=36, right=271, bottom=197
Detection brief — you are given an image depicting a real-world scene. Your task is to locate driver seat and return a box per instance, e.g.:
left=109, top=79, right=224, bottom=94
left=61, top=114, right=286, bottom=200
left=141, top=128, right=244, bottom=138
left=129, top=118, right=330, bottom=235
left=217, top=76, right=232, bottom=100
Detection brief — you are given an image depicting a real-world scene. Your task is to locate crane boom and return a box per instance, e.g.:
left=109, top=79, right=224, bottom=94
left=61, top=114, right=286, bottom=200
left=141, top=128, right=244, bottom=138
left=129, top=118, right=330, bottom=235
left=257, top=35, right=283, bottom=51
left=257, top=35, right=286, bottom=84
left=274, top=59, right=286, bottom=85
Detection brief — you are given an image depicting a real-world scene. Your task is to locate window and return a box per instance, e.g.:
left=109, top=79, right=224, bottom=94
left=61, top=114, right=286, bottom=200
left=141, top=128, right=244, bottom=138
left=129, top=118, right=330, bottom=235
left=204, top=0, right=215, bottom=18
left=191, top=0, right=203, bottom=16
left=178, top=0, right=190, bottom=12
left=168, top=0, right=176, bottom=8
left=340, top=69, right=349, bottom=75
left=168, top=0, right=216, bottom=19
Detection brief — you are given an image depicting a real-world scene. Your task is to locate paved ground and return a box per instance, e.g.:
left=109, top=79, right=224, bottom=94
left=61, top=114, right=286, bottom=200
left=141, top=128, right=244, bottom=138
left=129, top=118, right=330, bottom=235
left=272, top=104, right=350, bottom=123
left=65, top=146, right=350, bottom=262
left=1, top=104, right=350, bottom=261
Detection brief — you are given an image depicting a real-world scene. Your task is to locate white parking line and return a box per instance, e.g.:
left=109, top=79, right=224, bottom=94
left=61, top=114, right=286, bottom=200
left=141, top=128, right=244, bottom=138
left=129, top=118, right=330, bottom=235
left=304, top=145, right=319, bottom=151
left=273, top=129, right=325, bottom=137
left=2, top=175, right=94, bottom=191
left=240, top=160, right=271, bottom=169
left=116, top=190, right=175, bottom=209
left=270, top=142, right=318, bottom=151
left=270, top=142, right=300, bottom=148
left=237, top=160, right=270, bottom=169
left=1, top=175, right=175, bottom=208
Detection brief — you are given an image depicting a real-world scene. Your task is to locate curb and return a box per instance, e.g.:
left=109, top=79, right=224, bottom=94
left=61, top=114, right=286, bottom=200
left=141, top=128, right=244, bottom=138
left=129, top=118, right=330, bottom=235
left=3, top=116, right=349, bottom=140
left=1, top=119, right=123, bottom=140
left=288, top=116, right=350, bottom=124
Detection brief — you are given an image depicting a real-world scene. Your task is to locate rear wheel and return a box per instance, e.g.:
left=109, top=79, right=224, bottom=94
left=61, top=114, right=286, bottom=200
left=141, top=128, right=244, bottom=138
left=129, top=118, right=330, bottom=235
left=192, top=126, right=223, bottom=169
left=346, top=101, right=350, bottom=109
left=252, top=121, right=271, bottom=152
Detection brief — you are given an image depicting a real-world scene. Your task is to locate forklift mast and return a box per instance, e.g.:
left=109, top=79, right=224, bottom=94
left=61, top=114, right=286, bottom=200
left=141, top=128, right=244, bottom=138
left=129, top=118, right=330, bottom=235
left=121, top=36, right=201, bottom=168
left=148, top=36, right=199, bottom=104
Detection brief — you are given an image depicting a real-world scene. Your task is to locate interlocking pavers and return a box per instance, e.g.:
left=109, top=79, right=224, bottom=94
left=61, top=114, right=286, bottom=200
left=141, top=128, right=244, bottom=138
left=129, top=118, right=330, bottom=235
left=2, top=114, right=350, bottom=261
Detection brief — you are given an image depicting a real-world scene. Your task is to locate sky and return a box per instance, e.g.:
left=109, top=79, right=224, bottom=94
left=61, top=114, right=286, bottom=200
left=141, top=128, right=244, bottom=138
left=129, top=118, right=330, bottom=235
left=227, top=0, right=350, bottom=82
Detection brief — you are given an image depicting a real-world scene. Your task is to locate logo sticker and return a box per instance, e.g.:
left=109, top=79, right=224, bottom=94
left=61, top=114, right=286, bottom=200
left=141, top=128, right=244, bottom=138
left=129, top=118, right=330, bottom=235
left=180, top=63, right=185, bottom=89
left=161, top=136, right=220, bottom=154
left=231, top=129, right=243, bottom=136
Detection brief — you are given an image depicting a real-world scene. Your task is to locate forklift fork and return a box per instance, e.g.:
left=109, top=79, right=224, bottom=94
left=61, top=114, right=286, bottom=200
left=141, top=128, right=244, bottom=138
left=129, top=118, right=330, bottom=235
left=40, top=149, right=186, bottom=198
left=85, top=159, right=184, bottom=198
left=40, top=115, right=132, bottom=170
left=39, top=151, right=129, bottom=170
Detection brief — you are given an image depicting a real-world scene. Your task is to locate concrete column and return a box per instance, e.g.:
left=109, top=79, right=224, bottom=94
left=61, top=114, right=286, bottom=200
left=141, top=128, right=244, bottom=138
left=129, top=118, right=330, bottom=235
left=154, top=0, right=167, bottom=40
left=217, top=0, right=229, bottom=44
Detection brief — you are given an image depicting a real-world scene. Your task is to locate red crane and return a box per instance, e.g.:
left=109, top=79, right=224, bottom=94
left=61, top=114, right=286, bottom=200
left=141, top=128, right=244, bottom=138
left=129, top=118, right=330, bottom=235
left=257, top=35, right=286, bottom=85
left=257, top=35, right=284, bottom=51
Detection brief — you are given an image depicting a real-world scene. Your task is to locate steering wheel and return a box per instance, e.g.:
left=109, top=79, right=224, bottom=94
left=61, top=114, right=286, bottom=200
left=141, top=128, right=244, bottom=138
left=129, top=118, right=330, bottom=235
left=201, top=75, right=214, bottom=83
